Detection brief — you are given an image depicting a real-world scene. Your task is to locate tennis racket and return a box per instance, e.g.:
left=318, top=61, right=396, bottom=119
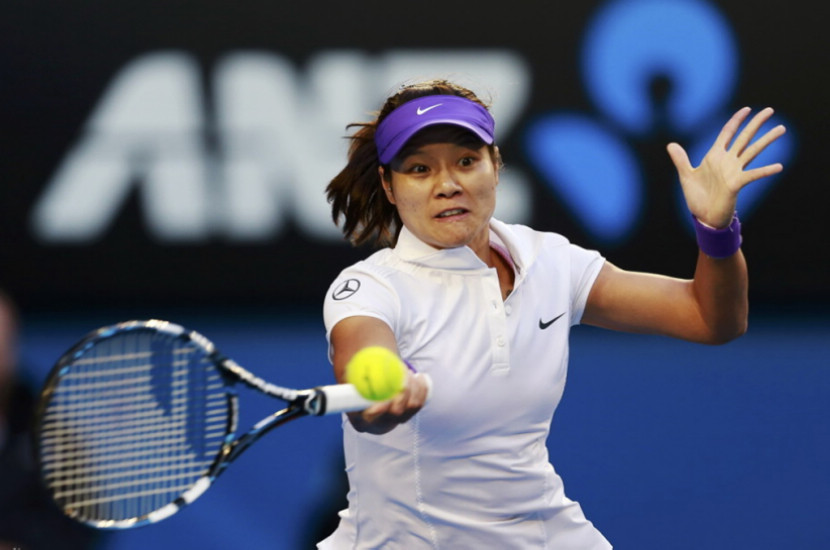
left=34, top=319, right=378, bottom=530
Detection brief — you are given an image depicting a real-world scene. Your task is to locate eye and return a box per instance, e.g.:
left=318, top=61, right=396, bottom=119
left=459, top=155, right=479, bottom=167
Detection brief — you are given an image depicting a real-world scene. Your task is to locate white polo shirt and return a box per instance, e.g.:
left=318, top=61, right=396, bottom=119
left=320, top=219, right=610, bottom=550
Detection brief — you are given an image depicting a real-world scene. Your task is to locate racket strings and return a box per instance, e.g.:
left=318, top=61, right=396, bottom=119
left=42, top=428, right=224, bottom=478
left=39, top=331, right=230, bottom=523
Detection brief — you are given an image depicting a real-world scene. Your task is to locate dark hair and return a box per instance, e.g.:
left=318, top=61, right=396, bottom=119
left=326, top=79, right=496, bottom=247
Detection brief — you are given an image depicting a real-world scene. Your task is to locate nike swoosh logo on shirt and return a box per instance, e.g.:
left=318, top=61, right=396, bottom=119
left=416, top=103, right=443, bottom=115
left=539, top=312, right=565, bottom=330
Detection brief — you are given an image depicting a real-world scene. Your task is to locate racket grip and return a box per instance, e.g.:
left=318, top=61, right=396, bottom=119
left=309, top=374, right=433, bottom=416
left=312, top=384, right=373, bottom=415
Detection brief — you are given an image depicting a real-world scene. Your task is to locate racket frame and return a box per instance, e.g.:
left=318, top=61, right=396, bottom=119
left=35, top=319, right=368, bottom=529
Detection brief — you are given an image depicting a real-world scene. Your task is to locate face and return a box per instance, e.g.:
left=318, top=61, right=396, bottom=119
left=380, top=134, right=500, bottom=257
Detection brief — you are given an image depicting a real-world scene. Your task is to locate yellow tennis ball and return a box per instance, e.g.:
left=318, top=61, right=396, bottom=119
left=346, top=346, right=406, bottom=401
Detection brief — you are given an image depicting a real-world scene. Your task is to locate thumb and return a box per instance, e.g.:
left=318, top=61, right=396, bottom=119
left=666, top=142, right=692, bottom=177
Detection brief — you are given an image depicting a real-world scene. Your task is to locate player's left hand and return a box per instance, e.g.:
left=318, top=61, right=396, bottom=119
left=666, top=107, right=786, bottom=228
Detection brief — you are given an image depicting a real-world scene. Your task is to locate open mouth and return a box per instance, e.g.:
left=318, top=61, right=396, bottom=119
left=435, top=208, right=468, bottom=219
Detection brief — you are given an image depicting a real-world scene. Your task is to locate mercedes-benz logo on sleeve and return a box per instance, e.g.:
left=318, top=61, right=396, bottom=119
left=332, top=278, right=361, bottom=301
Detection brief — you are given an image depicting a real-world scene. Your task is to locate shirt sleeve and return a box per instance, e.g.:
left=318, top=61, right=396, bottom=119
left=323, top=262, right=400, bottom=361
left=568, top=244, right=605, bottom=325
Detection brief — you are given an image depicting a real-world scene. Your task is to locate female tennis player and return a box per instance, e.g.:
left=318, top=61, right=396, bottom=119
left=320, top=79, right=785, bottom=548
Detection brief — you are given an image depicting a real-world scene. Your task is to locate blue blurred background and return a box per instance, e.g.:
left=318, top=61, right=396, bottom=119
left=2, top=0, right=828, bottom=548
left=18, top=310, right=830, bottom=549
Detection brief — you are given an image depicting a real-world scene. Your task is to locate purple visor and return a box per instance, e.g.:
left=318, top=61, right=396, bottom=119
left=374, top=95, right=495, bottom=164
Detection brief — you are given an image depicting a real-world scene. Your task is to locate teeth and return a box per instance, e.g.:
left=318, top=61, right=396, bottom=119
left=437, top=209, right=465, bottom=218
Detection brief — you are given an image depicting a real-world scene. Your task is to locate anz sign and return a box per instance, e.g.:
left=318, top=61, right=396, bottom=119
left=31, top=51, right=534, bottom=243
left=30, top=0, right=792, bottom=247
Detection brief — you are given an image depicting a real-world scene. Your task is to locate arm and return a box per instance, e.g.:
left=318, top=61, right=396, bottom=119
left=582, top=107, right=785, bottom=344
left=582, top=253, right=747, bottom=344
left=330, top=315, right=430, bottom=434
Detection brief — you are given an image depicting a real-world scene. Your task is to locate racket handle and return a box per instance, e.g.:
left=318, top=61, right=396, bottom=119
left=308, top=374, right=433, bottom=416
left=311, top=384, right=372, bottom=415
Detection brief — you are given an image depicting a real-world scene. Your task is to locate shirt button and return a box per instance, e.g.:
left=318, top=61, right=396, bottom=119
left=505, top=305, right=512, bottom=315
left=496, top=336, right=506, bottom=347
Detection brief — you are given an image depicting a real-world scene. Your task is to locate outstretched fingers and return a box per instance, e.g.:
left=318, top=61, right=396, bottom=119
left=664, top=106, right=787, bottom=228
left=711, top=106, right=787, bottom=188
left=738, top=122, right=787, bottom=170
left=714, top=106, right=752, bottom=151
left=742, top=161, right=784, bottom=185
left=729, top=107, right=775, bottom=154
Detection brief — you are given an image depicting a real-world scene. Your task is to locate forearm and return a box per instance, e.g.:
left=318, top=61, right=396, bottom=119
left=331, top=315, right=428, bottom=434
left=690, top=248, right=749, bottom=344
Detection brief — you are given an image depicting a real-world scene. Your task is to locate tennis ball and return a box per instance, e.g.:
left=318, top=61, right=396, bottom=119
left=346, top=346, right=406, bottom=402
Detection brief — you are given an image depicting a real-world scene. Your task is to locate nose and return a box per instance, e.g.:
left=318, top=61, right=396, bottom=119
left=434, top=168, right=462, bottom=197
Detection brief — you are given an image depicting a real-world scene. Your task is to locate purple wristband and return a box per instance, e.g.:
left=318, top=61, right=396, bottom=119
left=692, top=213, right=742, bottom=259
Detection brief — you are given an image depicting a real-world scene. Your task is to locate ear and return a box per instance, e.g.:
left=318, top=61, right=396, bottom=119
left=492, top=146, right=502, bottom=186
left=379, top=166, right=396, bottom=204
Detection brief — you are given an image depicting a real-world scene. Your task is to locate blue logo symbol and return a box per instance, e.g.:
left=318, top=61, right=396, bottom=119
left=524, top=0, right=794, bottom=245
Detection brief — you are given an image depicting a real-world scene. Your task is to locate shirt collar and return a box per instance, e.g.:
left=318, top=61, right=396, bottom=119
left=392, top=218, right=528, bottom=275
